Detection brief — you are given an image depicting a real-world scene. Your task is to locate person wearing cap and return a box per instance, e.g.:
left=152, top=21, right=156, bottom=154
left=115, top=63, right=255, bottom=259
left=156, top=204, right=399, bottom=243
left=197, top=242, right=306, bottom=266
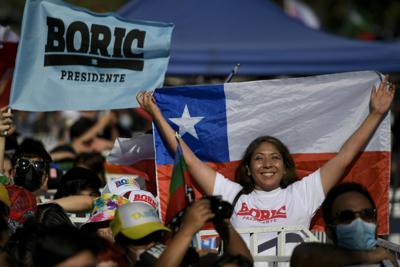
left=103, top=176, right=141, bottom=199
left=81, top=185, right=160, bottom=235
left=79, top=194, right=131, bottom=267
left=153, top=198, right=253, bottom=267
left=103, top=176, right=159, bottom=210
left=49, top=187, right=159, bottom=227
left=81, top=193, right=129, bottom=242
left=110, top=202, right=171, bottom=266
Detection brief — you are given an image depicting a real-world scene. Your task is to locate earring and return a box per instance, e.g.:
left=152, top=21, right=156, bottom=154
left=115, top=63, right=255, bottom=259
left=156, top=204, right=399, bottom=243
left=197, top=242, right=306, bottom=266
left=246, top=166, right=251, bottom=176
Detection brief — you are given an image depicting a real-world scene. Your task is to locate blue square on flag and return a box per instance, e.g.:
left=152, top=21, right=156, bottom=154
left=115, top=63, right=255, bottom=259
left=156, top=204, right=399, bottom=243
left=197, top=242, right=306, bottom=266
left=154, top=84, right=229, bottom=165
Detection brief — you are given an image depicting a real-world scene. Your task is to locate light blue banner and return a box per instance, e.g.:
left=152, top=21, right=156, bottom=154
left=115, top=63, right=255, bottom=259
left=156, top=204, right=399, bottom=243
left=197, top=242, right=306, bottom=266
left=10, top=0, right=174, bottom=111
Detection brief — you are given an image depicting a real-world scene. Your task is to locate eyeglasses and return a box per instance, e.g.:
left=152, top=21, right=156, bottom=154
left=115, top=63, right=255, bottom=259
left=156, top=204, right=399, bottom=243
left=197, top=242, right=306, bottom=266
left=333, top=208, right=376, bottom=224
left=16, top=158, right=46, bottom=173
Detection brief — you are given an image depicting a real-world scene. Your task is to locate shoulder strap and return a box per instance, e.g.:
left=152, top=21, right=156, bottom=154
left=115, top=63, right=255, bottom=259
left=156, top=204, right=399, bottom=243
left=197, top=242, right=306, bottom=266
left=232, top=189, right=244, bottom=209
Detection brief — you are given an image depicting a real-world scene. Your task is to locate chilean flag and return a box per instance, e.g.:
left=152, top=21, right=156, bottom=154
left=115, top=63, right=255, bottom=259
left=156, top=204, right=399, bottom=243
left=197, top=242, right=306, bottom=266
left=154, top=71, right=391, bottom=234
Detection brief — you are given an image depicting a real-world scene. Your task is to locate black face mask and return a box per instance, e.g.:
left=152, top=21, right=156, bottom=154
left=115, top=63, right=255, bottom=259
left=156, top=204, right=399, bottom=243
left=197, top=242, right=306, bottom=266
left=14, top=165, right=45, bottom=192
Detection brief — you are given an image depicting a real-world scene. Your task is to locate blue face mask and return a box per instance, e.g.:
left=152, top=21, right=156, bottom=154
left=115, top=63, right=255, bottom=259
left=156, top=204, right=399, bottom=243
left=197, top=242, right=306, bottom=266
left=336, top=217, right=377, bottom=250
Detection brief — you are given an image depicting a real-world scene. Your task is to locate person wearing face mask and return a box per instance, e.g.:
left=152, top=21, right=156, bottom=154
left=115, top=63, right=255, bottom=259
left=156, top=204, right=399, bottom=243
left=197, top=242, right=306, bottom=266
left=110, top=202, right=171, bottom=267
left=137, top=75, right=396, bottom=263
left=10, top=138, right=52, bottom=196
left=290, top=183, right=399, bottom=267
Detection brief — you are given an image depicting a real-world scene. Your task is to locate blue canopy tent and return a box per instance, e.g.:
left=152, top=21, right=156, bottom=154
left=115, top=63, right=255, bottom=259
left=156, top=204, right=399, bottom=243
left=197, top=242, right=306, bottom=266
left=118, top=0, right=400, bottom=76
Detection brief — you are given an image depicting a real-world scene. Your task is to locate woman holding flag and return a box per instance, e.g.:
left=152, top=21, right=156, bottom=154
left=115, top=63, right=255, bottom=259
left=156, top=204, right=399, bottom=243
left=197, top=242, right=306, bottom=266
left=136, top=75, right=395, bottom=256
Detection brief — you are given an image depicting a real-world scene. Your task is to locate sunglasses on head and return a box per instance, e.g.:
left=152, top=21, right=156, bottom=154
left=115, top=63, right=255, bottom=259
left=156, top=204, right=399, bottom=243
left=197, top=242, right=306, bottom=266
left=333, top=208, right=376, bottom=224
left=16, top=158, right=46, bottom=172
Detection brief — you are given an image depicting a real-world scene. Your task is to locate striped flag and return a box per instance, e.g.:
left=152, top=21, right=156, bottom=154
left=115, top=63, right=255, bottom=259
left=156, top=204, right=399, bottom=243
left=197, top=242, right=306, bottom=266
left=0, top=42, right=17, bottom=108
left=0, top=25, right=19, bottom=108
left=165, top=139, right=193, bottom=225
left=154, top=71, right=391, bottom=234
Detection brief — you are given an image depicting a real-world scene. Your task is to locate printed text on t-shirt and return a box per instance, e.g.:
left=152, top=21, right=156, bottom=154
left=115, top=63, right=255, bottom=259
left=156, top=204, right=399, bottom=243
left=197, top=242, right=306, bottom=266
left=236, top=203, right=287, bottom=223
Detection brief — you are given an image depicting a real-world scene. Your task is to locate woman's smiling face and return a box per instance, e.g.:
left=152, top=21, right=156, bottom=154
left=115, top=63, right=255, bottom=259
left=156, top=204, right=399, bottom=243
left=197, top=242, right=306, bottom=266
left=249, top=142, right=285, bottom=191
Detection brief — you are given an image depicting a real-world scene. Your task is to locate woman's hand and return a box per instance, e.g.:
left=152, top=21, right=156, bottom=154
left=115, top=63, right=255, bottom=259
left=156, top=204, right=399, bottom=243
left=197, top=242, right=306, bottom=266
left=370, top=75, right=396, bottom=116
left=136, top=90, right=218, bottom=196
left=136, top=91, right=160, bottom=118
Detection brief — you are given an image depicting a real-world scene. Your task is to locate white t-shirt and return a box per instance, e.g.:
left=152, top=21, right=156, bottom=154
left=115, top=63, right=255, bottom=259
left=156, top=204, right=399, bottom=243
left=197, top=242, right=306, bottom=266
left=213, top=169, right=325, bottom=266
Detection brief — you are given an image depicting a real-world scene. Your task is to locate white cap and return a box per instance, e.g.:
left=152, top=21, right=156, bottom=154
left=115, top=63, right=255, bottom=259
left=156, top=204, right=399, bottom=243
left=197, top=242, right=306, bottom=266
left=128, top=190, right=158, bottom=209
left=102, top=176, right=141, bottom=198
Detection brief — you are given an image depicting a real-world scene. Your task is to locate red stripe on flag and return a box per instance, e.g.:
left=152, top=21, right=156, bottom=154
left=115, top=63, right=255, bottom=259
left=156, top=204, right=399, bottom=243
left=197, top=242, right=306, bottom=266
left=0, top=42, right=18, bottom=108
left=0, top=42, right=17, bottom=65
left=157, top=151, right=390, bottom=234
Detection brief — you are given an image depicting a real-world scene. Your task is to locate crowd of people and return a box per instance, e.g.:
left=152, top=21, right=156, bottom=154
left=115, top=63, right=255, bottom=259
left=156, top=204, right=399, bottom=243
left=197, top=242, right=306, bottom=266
left=0, top=75, right=397, bottom=266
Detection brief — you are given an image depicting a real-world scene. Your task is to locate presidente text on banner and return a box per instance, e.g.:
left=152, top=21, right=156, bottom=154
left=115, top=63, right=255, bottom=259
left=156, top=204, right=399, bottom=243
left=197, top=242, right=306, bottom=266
left=10, top=0, right=173, bottom=111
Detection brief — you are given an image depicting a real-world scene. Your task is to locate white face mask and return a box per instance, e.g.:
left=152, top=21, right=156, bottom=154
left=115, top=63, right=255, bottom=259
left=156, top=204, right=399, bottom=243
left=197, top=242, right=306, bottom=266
left=336, top=218, right=377, bottom=250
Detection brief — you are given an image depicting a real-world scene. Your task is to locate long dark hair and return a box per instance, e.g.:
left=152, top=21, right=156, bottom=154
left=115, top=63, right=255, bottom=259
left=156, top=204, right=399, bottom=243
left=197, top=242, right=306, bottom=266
left=235, top=136, right=298, bottom=193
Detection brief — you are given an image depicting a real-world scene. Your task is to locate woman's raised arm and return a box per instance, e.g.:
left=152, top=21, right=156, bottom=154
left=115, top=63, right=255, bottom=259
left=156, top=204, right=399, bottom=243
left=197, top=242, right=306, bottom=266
left=320, top=75, right=396, bottom=194
left=136, top=91, right=217, bottom=195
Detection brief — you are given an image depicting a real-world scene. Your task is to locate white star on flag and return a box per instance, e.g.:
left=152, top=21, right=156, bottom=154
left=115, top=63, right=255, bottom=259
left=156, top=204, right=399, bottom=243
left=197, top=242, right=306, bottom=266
left=169, top=105, right=204, bottom=139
